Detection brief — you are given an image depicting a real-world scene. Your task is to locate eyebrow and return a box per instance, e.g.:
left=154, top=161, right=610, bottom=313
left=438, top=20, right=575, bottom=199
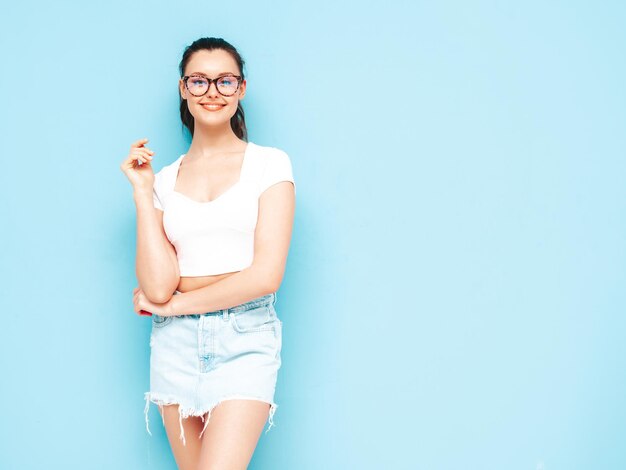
left=187, top=71, right=238, bottom=77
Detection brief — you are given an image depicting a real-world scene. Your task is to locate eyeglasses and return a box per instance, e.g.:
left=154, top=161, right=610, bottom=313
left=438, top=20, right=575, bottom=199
left=182, top=74, right=243, bottom=97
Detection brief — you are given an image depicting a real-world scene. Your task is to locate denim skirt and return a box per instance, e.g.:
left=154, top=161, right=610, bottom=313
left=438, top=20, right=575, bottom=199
left=143, top=290, right=282, bottom=446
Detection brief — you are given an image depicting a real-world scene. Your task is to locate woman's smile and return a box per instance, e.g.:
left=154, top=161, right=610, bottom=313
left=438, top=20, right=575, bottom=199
left=201, top=103, right=225, bottom=111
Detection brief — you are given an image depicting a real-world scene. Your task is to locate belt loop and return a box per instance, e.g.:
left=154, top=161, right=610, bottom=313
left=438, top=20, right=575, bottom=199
left=222, top=308, right=229, bottom=321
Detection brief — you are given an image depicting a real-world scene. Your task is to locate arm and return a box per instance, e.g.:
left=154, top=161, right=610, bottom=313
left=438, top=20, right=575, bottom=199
left=134, top=189, right=180, bottom=303
left=166, top=180, right=295, bottom=316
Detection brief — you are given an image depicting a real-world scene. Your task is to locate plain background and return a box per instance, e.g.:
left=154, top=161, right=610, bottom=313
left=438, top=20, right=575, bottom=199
left=1, top=1, right=625, bottom=469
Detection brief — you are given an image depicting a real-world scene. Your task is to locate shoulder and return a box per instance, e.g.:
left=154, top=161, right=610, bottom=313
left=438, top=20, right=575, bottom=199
left=249, top=142, right=292, bottom=168
left=249, top=142, right=296, bottom=195
left=153, top=154, right=183, bottom=188
left=154, top=155, right=182, bottom=176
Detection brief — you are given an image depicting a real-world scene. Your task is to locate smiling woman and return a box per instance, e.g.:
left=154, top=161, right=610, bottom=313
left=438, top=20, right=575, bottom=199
left=120, top=36, right=296, bottom=470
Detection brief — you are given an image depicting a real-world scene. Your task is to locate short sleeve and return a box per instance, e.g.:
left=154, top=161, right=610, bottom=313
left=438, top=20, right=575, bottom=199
left=258, top=149, right=296, bottom=196
left=153, top=170, right=164, bottom=211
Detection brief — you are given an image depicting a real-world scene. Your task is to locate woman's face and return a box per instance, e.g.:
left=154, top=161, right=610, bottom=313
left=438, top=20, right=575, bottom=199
left=179, top=49, right=246, bottom=128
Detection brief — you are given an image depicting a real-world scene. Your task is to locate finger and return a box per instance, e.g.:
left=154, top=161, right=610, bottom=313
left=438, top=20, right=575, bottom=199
left=130, top=138, right=149, bottom=149
left=133, top=147, right=155, bottom=155
left=121, top=154, right=148, bottom=170
left=131, top=152, right=152, bottom=160
left=130, top=153, right=153, bottom=165
left=131, top=150, right=154, bottom=163
left=131, top=148, right=154, bottom=157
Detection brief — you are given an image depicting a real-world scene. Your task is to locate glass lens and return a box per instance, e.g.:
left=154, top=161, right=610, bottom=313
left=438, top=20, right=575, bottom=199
left=217, top=76, right=239, bottom=95
left=187, top=76, right=209, bottom=96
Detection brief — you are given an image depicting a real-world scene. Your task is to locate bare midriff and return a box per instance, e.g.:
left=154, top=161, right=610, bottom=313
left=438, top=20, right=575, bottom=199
left=176, top=271, right=240, bottom=293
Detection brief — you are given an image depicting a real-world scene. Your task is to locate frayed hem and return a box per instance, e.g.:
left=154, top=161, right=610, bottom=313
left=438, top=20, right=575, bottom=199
left=144, top=392, right=278, bottom=446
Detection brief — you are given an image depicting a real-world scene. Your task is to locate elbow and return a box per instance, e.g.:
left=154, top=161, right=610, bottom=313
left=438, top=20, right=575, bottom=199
left=143, top=286, right=174, bottom=304
left=265, top=280, right=279, bottom=295
left=263, top=271, right=284, bottom=294
left=249, top=261, right=286, bottom=294
left=136, top=267, right=179, bottom=304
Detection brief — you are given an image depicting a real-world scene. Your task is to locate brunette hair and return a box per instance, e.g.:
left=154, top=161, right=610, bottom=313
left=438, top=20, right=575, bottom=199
left=178, top=37, right=248, bottom=140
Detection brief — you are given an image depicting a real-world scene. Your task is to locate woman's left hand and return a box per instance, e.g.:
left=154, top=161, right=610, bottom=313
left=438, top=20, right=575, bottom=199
left=133, top=287, right=173, bottom=317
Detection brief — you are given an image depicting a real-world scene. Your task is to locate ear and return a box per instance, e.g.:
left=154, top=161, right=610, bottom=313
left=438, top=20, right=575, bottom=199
left=179, top=78, right=187, bottom=100
left=238, top=79, right=246, bottom=100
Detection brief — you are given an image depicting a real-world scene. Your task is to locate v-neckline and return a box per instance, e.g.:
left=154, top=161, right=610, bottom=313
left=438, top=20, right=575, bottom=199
left=172, top=142, right=252, bottom=205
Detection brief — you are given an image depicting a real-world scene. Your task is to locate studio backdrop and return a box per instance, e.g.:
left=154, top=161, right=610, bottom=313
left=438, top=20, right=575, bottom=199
left=1, top=1, right=625, bottom=469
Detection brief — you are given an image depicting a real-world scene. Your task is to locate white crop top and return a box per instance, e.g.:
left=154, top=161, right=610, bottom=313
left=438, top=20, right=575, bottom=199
left=152, top=141, right=296, bottom=276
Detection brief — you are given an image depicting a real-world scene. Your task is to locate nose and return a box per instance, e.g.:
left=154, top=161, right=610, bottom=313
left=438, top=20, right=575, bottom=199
left=207, top=79, right=220, bottom=97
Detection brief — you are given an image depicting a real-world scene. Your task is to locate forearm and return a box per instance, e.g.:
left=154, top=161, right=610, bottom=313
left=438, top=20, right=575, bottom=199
left=134, top=190, right=179, bottom=303
left=168, top=265, right=275, bottom=316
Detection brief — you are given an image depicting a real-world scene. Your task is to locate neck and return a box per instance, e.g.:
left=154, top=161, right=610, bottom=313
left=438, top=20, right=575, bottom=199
left=188, top=122, right=245, bottom=159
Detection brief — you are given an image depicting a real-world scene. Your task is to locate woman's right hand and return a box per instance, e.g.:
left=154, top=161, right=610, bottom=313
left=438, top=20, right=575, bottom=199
left=120, top=138, right=156, bottom=193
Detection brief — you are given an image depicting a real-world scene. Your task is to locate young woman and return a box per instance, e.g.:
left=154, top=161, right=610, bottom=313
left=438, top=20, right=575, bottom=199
left=120, top=37, right=296, bottom=469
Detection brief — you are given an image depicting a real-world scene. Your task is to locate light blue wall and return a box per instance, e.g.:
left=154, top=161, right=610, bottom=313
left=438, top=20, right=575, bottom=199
left=1, top=1, right=624, bottom=469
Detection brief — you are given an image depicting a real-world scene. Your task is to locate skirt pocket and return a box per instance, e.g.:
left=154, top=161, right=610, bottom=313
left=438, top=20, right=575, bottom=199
left=230, top=305, right=276, bottom=334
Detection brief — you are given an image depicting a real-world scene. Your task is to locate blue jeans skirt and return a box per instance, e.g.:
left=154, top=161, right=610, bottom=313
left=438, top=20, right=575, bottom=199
left=143, top=291, right=283, bottom=446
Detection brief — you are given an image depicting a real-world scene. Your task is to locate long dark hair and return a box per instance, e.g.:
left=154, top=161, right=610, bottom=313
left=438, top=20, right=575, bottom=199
left=178, top=37, right=248, bottom=141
